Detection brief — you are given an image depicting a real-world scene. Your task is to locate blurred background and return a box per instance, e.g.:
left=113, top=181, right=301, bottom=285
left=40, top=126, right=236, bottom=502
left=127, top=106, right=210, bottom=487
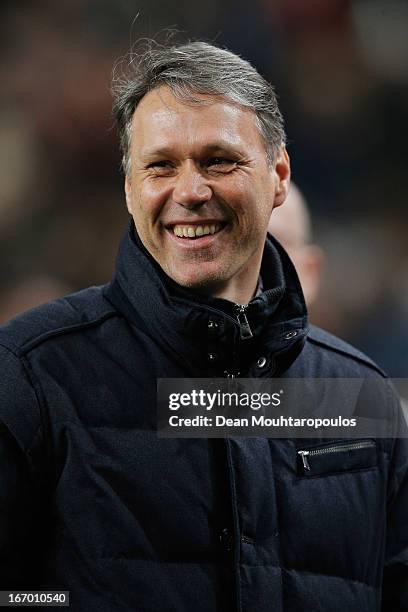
left=0, top=0, right=407, bottom=375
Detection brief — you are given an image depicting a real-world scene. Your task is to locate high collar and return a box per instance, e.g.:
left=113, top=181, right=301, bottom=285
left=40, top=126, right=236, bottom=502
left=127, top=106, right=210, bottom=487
left=104, top=222, right=309, bottom=377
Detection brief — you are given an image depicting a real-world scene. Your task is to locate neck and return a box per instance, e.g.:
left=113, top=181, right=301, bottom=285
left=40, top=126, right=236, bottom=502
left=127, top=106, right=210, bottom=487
left=209, top=278, right=258, bottom=305
left=195, top=249, right=263, bottom=305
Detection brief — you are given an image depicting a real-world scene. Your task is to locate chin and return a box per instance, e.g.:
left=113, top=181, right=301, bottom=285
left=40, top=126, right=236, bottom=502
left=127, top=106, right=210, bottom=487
left=168, top=267, right=227, bottom=292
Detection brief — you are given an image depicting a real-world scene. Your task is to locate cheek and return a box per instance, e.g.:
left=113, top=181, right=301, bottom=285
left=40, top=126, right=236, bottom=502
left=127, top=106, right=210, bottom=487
left=132, top=182, right=166, bottom=224
left=218, top=176, right=254, bottom=219
left=230, top=188, right=271, bottom=233
left=140, top=179, right=164, bottom=200
left=225, top=173, right=273, bottom=218
left=252, top=179, right=276, bottom=226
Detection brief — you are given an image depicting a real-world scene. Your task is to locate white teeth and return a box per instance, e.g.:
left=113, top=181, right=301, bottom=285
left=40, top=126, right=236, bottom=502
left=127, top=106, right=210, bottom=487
left=172, top=223, right=222, bottom=238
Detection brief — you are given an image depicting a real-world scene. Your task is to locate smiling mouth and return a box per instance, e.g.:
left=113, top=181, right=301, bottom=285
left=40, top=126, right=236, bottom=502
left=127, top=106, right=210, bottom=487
left=170, top=222, right=225, bottom=239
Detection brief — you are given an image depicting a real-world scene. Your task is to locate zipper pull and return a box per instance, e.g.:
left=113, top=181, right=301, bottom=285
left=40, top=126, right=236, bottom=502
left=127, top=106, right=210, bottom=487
left=298, top=450, right=311, bottom=471
left=235, top=305, right=253, bottom=340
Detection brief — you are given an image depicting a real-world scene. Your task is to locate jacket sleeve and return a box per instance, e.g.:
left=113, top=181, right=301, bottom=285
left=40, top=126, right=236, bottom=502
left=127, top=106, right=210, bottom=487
left=381, top=394, right=408, bottom=611
left=0, top=344, right=48, bottom=588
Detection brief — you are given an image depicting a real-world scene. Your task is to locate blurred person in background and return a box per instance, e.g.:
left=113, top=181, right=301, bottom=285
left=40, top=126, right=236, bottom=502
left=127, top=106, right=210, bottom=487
left=268, top=182, right=322, bottom=309
left=0, top=38, right=407, bottom=611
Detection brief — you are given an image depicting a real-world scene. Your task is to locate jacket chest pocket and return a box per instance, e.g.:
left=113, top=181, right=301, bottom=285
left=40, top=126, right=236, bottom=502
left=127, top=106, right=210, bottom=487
left=282, top=439, right=383, bottom=582
left=296, top=439, right=378, bottom=477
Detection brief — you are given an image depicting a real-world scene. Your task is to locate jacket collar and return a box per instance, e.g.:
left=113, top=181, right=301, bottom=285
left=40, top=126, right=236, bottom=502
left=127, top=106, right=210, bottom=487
left=105, top=222, right=308, bottom=376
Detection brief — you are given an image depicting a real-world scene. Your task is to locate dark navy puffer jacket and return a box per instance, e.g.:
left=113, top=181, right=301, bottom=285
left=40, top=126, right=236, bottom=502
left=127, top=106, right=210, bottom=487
left=0, top=224, right=407, bottom=611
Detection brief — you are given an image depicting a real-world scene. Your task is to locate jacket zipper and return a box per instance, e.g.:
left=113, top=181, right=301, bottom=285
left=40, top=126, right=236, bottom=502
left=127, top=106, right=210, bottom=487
left=234, top=304, right=253, bottom=340
left=224, top=304, right=256, bottom=376
left=298, top=440, right=376, bottom=471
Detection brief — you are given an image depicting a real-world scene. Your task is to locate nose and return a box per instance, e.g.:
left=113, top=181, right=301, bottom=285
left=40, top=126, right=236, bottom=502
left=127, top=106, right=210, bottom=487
left=172, top=161, right=212, bottom=209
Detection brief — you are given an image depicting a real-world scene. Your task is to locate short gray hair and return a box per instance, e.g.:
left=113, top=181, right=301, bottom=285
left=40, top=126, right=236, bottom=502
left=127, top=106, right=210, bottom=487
left=112, top=39, right=286, bottom=175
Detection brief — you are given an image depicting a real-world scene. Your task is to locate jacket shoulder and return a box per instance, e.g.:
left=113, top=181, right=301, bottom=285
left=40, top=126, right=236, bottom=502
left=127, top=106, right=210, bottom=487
left=0, top=285, right=117, bottom=357
left=306, top=325, right=386, bottom=377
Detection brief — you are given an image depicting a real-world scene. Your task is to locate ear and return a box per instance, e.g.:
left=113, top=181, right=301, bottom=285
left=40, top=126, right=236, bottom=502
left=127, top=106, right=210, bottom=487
left=124, top=174, right=132, bottom=214
left=273, top=147, right=291, bottom=208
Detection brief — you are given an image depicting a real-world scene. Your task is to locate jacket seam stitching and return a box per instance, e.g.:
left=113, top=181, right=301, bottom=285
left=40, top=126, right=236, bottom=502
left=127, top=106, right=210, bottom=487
left=306, top=336, right=386, bottom=376
left=267, top=440, right=285, bottom=609
left=20, top=355, right=48, bottom=458
left=0, top=344, right=43, bottom=461
left=16, top=311, right=118, bottom=356
left=0, top=340, right=19, bottom=357
left=225, top=439, right=242, bottom=612
left=386, top=382, right=403, bottom=496
left=269, top=565, right=380, bottom=588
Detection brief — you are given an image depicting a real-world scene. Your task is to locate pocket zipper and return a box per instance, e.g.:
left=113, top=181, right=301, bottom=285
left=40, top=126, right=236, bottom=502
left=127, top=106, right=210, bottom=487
left=298, top=440, right=376, bottom=471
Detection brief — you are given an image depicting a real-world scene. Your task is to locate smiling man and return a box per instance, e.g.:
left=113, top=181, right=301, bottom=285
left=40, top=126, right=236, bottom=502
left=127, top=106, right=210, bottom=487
left=0, top=40, right=407, bottom=611
left=124, top=85, right=289, bottom=302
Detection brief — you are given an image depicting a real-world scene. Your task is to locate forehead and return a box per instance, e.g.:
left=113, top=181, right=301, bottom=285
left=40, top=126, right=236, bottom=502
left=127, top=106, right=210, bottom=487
left=130, top=86, right=266, bottom=155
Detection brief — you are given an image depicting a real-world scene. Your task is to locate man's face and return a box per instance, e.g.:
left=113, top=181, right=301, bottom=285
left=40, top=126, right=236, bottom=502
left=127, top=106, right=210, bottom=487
left=125, top=86, right=290, bottom=294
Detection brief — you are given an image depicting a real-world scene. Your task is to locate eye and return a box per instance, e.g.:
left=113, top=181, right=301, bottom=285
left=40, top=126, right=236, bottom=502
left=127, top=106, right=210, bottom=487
left=206, top=157, right=237, bottom=173
left=208, top=157, right=232, bottom=166
left=146, top=160, right=174, bottom=175
left=147, top=160, right=170, bottom=168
